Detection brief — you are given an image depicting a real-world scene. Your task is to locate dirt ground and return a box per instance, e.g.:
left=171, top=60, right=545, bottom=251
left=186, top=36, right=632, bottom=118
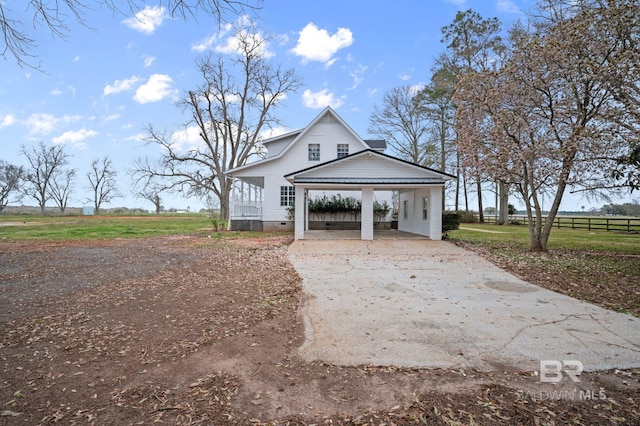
left=1, top=235, right=638, bottom=425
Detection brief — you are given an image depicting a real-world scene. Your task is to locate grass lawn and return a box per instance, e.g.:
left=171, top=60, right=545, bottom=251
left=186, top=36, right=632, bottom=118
left=0, top=214, right=219, bottom=241
left=450, top=222, right=640, bottom=254
left=447, top=223, right=640, bottom=316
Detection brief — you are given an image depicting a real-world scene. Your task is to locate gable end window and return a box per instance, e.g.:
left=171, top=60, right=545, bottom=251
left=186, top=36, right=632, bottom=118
left=280, top=186, right=295, bottom=207
left=337, top=144, right=349, bottom=159
left=308, top=143, right=320, bottom=161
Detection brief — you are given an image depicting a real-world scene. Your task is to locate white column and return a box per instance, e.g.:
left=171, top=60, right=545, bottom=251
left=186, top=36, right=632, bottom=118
left=227, top=177, right=235, bottom=230
left=294, top=185, right=306, bottom=240
left=429, top=186, right=443, bottom=240
left=361, top=187, right=374, bottom=240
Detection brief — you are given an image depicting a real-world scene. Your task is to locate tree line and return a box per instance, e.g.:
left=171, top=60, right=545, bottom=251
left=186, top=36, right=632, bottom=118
left=0, top=144, right=120, bottom=215
left=368, top=0, right=639, bottom=251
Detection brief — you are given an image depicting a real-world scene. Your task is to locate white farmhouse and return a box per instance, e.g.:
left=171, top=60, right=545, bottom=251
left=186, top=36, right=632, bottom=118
left=226, top=107, right=455, bottom=240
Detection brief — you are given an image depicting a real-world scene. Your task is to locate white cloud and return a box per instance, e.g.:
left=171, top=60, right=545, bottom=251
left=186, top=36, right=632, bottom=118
left=124, top=133, right=146, bottom=142
left=103, top=76, right=141, bottom=96
left=142, top=55, right=156, bottom=67
left=133, top=74, right=177, bottom=104
left=122, top=6, right=166, bottom=35
left=215, top=29, right=273, bottom=58
left=399, top=73, right=411, bottom=81
left=445, top=0, right=467, bottom=5
left=25, top=113, right=58, bottom=135
left=291, top=23, right=353, bottom=65
left=62, top=114, right=82, bottom=123
left=497, top=0, right=522, bottom=14
left=73, top=56, right=80, bottom=62
left=260, top=126, right=289, bottom=140
left=409, top=84, right=425, bottom=95
left=1, top=114, right=16, bottom=127
left=50, top=88, right=62, bottom=96
left=302, top=89, right=344, bottom=109
left=103, top=114, right=121, bottom=123
left=171, top=126, right=203, bottom=152
left=52, top=128, right=98, bottom=150
left=347, top=64, right=367, bottom=90
left=191, top=20, right=235, bottom=52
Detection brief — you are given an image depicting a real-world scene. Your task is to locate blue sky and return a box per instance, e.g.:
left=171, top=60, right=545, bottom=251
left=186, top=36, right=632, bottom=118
left=3, top=0, right=621, bottom=212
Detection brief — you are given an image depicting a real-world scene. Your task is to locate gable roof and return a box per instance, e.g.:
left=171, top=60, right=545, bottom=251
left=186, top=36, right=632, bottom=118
left=285, top=149, right=456, bottom=186
left=227, top=106, right=373, bottom=176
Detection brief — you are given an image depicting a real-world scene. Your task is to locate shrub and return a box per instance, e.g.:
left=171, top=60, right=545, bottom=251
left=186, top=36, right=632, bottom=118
left=456, top=210, right=477, bottom=223
left=443, top=211, right=460, bottom=234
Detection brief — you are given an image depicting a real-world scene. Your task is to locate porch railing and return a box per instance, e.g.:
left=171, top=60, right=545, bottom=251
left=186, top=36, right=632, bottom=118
left=231, top=203, right=263, bottom=218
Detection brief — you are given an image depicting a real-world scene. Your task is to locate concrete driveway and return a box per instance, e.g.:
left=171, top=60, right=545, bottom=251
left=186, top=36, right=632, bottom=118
left=287, top=240, right=640, bottom=372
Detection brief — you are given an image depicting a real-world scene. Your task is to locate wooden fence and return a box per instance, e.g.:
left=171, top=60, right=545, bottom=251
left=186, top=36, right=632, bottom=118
left=481, top=215, right=640, bottom=232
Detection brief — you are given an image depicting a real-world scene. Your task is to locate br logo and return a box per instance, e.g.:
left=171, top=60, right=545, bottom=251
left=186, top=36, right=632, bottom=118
left=539, top=360, right=583, bottom=383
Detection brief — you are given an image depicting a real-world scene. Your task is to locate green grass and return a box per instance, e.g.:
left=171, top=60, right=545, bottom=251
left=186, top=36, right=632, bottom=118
left=448, top=223, right=640, bottom=254
left=0, top=214, right=216, bottom=241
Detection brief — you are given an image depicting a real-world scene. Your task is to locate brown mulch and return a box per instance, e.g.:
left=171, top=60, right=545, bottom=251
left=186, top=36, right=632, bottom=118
left=1, top=235, right=638, bottom=425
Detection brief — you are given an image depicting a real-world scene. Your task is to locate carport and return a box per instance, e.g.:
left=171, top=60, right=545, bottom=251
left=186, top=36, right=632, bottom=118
left=284, top=150, right=455, bottom=241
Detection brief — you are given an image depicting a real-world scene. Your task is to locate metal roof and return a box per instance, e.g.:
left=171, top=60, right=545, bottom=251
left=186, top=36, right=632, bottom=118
left=364, top=139, right=387, bottom=150
left=293, top=177, right=447, bottom=184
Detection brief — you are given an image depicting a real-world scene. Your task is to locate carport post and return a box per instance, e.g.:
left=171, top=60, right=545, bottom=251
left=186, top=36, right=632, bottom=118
left=294, top=185, right=306, bottom=240
left=361, top=187, right=374, bottom=240
left=429, top=186, right=443, bottom=240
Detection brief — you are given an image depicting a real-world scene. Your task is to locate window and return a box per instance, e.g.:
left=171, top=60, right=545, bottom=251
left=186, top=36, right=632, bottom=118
left=308, top=143, right=320, bottom=161
left=403, top=200, right=409, bottom=220
left=422, top=197, right=429, bottom=220
left=280, top=186, right=295, bottom=207
left=337, top=144, right=349, bottom=159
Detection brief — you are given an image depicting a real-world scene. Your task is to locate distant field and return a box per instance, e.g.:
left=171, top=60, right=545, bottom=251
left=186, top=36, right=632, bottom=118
left=0, top=214, right=218, bottom=241
left=449, top=223, right=640, bottom=254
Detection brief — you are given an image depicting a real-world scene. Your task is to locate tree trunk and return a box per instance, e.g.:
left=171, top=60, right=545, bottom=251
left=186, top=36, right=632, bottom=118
left=476, top=179, right=484, bottom=223
left=497, top=181, right=509, bottom=225
left=455, top=150, right=460, bottom=211
left=463, top=172, right=469, bottom=211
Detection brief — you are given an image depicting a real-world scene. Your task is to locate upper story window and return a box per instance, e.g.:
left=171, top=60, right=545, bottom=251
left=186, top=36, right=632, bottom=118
left=337, top=144, right=349, bottom=159
left=308, top=143, right=320, bottom=161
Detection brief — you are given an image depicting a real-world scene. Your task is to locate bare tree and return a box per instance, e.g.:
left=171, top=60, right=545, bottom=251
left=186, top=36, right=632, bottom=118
left=0, top=160, right=25, bottom=213
left=86, top=157, right=121, bottom=215
left=1, top=0, right=261, bottom=68
left=49, top=168, right=77, bottom=213
left=130, top=164, right=166, bottom=214
left=368, top=86, right=437, bottom=167
left=20, top=142, right=71, bottom=214
left=440, top=9, right=507, bottom=222
left=415, top=67, right=458, bottom=210
left=133, top=23, right=302, bottom=220
left=141, top=190, right=163, bottom=215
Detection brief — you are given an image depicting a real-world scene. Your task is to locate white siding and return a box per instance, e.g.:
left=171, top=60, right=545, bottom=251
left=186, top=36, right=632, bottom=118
left=412, top=188, right=432, bottom=237
left=398, top=190, right=415, bottom=234
left=285, top=117, right=366, bottom=167
left=398, top=187, right=441, bottom=238
left=299, top=154, right=442, bottom=179
left=265, top=135, right=295, bottom=157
